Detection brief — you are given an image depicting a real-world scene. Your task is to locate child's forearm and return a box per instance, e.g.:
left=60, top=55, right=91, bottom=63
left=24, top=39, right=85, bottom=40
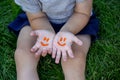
left=60, top=12, right=90, bottom=34
left=60, top=0, right=92, bottom=34
left=26, top=12, right=55, bottom=33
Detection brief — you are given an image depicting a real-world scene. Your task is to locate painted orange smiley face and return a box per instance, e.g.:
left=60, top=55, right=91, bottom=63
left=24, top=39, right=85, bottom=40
left=40, top=37, right=50, bottom=46
left=57, top=37, right=67, bottom=46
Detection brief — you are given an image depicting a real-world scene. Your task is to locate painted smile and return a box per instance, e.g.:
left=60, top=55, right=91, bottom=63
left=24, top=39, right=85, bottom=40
left=40, top=37, right=50, bottom=46
left=40, top=41, right=49, bottom=46
left=57, top=42, right=66, bottom=46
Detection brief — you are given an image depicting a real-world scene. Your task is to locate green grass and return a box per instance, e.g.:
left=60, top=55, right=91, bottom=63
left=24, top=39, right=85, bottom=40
left=0, top=0, right=120, bottom=80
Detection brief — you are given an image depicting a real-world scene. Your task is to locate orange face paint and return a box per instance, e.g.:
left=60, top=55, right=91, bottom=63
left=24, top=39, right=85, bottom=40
left=40, top=37, right=50, bottom=46
left=57, top=37, right=67, bottom=46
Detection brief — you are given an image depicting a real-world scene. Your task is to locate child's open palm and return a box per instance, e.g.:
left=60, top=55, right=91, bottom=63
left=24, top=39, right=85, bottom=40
left=30, top=30, right=55, bottom=57
left=52, top=32, right=83, bottom=63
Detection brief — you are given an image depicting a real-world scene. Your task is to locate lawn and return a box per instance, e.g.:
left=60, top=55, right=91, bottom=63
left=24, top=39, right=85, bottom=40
left=0, top=0, right=120, bottom=80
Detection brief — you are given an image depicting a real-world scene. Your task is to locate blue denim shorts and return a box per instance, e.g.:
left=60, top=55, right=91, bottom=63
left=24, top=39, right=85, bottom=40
left=8, top=12, right=99, bottom=41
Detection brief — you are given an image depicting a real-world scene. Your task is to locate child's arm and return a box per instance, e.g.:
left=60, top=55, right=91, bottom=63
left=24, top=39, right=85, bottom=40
left=26, top=12, right=55, bottom=32
left=52, top=0, right=92, bottom=63
left=26, top=12, right=55, bottom=57
left=60, top=0, right=92, bottom=34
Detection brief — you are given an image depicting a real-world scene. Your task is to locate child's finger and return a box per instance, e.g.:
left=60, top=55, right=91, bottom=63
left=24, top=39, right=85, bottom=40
left=52, top=46, right=57, bottom=58
left=31, top=43, right=39, bottom=52
left=35, top=48, right=42, bottom=58
left=55, top=50, right=61, bottom=64
left=67, top=48, right=74, bottom=58
left=47, top=48, right=52, bottom=54
left=42, top=52, right=47, bottom=57
left=62, top=50, right=67, bottom=61
left=41, top=48, right=47, bottom=57
left=73, top=36, right=83, bottom=46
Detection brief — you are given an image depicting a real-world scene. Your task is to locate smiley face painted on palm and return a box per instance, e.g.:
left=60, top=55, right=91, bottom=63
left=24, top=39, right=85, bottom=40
left=40, top=37, right=50, bottom=46
left=57, top=37, right=67, bottom=46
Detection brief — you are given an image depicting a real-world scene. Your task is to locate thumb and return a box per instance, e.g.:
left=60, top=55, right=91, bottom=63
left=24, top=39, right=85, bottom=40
left=73, top=36, right=83, bottom=46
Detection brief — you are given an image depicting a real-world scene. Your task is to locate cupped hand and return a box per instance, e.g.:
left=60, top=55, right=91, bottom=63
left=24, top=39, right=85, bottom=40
left=52, top=32, right=83, bottom=64
left=30, top=30, right=55, bottom=57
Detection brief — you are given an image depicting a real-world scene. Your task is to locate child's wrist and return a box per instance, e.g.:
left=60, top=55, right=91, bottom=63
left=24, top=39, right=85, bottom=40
left=34, top=29, right=55, bottom=34
left=59, top=29, right=75, bottom=35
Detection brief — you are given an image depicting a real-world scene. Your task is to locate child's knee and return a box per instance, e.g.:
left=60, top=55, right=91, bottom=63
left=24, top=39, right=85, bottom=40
left=61, top=50, right=87, bottom=69
left=14, top=48, right=39, bottom=67
left=14, top=48, right=27, bottom=60
left=14, top=49, right=39, bottom=77
left=14, top=48, right=33, bottom=61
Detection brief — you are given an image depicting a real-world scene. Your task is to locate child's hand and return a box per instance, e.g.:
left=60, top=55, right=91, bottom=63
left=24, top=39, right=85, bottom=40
left=52, top=32, right=83, bottom=63
left=30, top=30, right=55, bottom=58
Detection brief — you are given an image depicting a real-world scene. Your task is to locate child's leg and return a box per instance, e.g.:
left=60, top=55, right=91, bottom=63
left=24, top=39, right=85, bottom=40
left=61, top=35, right=91, bottom=80
left=15, top=26, right=40, bottom=80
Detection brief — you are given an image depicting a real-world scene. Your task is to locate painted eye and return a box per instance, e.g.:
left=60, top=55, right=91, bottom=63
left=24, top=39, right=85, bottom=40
left=40, top=37, right=50, bottom=46
left=57, top=37, right=66, bottom=46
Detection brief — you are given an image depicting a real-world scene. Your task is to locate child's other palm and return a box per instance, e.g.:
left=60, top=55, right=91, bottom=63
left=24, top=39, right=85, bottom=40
left=52, top=32, right=83, bottom=63
left=30, top=30, right=55, bottom=57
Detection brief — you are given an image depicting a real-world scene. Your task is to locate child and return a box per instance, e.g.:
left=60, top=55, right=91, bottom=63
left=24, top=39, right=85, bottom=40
left=8, top=0, right=99, bottom=80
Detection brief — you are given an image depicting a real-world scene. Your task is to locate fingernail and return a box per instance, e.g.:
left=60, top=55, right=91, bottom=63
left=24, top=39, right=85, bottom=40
left=31, top=49, right=34, bottom=52
left=64, top=59, right=67, bottom=61
left=35, top=54, right=38, bottom=58
left=52, top=55, right=55, bottom=58
left=63, top=57, right=67, bottom=61
left=35, top=52, right=39, bottom=56
left=71, top=55, right=74, bottom=58
left=55, top=61, right=59, bottom=64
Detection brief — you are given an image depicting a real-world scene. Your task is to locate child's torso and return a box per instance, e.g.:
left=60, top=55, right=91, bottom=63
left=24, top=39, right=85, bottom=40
left=38, top=0, right=76, bottom=23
